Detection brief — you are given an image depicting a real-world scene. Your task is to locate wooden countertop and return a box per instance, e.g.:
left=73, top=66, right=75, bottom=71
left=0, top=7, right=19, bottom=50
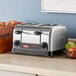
left=0, top=53, right=76, bottom=76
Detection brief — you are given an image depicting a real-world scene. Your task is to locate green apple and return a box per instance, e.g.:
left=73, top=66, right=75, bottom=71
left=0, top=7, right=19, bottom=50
left=65, top=42, right=76, bottom=50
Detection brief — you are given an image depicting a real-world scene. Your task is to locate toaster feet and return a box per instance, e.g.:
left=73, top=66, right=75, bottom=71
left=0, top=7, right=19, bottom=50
left=51, top=52, right=54, bottom=57
left=48, top=51, right=54, bottom=57
left=48, top=49, right=64, bottom=57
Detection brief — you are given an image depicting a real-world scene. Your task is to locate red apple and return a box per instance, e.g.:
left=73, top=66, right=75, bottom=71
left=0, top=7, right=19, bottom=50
left=0, top=22, right=6, bottom=35
left=5, top=22, right=10, bottom=26
left=17, top=22, right=24, bottom=24
left=69, top=47, right=76, bottom=51
left=0, top=24, right=2, bottom=35
left=9, top=20, right=18, bottom=26
left=68, top=47, right=76, bottom=58
left=0, top=22, right=5, bottom=26
left=0, top=22, right=6, bottom=29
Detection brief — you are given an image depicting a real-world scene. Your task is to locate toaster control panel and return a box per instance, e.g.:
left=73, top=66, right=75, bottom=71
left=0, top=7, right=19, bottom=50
left=20, top=43, right=42, bottom=50
left=19, top=42, right=48, bottom=51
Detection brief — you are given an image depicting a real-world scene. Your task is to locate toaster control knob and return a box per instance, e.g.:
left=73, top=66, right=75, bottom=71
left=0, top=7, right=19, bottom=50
left=15, top=30, right=22, bottom=34
left=14, top=40, right=20, bottom=46
left=41, top=42, right=48, bottom=49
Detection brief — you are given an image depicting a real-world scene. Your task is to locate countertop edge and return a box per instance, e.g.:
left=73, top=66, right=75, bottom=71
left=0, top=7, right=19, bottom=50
left=0, top=63, right=76, bottom=76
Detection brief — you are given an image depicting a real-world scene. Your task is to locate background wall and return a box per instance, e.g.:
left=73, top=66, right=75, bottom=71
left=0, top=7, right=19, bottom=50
left=0, top=0, right=76, bottom=38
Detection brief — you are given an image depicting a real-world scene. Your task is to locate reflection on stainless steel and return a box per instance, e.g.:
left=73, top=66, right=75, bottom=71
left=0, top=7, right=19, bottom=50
left=22, top=31, right=49, bottom=35
left=22, top=32, right=32, bottom=34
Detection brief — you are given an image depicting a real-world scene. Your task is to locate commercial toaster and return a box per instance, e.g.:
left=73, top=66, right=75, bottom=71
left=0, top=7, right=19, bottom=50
left=12, top=23, right=67, bottom=56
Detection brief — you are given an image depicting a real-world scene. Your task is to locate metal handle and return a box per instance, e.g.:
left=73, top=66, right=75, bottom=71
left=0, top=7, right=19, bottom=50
left=34, top=31, right=42, bottom=35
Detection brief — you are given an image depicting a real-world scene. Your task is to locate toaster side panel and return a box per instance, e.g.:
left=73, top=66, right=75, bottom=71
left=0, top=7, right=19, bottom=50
left=50, top=26, right=67, bottom=52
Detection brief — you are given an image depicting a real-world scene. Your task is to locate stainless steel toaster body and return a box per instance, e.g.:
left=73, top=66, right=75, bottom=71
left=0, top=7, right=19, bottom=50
left=12, top=23, right=67, bottom=56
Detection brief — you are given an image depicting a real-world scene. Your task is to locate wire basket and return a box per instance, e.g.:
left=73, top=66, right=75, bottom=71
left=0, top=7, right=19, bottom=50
left=0, top=25, right=15, bottom=53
